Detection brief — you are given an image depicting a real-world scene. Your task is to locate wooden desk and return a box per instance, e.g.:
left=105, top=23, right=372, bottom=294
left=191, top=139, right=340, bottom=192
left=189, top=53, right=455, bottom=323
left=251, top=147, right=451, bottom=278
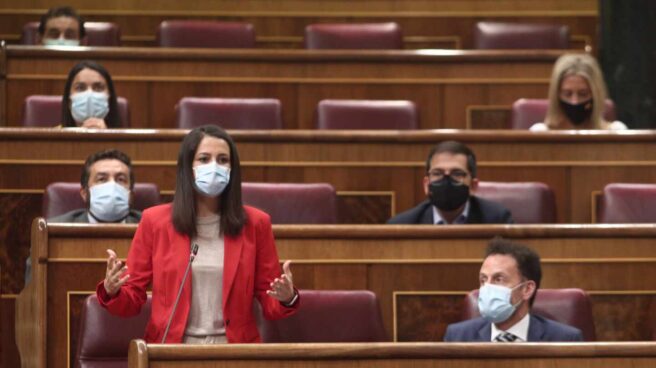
left=0, top=0, right=599, bottom=49
left=1, top=45, right=564, bottom=129
left=3, top=128, right=656, bottom=296
left=13, top=222, right=656, bottom=368
left=128, top=341, right=656, bottom=368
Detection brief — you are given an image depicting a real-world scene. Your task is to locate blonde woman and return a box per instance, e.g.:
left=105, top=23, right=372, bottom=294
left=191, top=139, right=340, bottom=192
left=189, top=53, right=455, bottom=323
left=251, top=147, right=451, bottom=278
left=530, top=53, right=627, bottom=131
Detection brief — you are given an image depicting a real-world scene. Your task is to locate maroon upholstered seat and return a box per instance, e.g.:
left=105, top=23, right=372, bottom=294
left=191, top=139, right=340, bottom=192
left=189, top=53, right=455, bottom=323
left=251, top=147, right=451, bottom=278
left=76, top=295, right=151, bottom=368
left=256, top=290, right=387, bottom=342
left=242, top=183, right=337, bottom=224
left=475, top=182, right=556, bottom=223
left=597, top=183, right=656, bottom=223
left=305, top=22, right=403, bottom=50
left=22, top=95, right=131, bottom=127
left=473, top=22, right=569, bottom=49
left=44, top=182, right=161, bottom=219
left=175, top=97, right=283, bottom=129
left=462, top=288, right=596, bottom=341
left=511, top=98, right=616, bottom=129
left=316, top=99, right=418, bottom=130
left=22, top=21, right=121, bottom=46
left=156, top=20, right=255, bottom=48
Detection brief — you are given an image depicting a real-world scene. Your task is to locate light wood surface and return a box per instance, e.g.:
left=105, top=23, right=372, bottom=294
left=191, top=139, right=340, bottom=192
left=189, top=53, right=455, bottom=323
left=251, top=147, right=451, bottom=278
left=128, top=340, right=656, bottom=368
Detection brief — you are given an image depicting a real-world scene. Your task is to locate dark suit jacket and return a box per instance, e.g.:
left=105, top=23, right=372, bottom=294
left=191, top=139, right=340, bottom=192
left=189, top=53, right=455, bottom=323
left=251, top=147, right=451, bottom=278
left=48, top=208, right=142, bottom=223
left=387, top=196, right=513, bottom=224
left=443, top=315, right=583, bottom=342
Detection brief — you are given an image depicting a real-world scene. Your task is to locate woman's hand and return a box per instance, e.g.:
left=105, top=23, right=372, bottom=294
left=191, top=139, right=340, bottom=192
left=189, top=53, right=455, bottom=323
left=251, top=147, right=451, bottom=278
left=267, top=260, right=296, bottom=305
left=81, top=117, right=107, bottom=129
left=103, top=249, right=129, bottom=297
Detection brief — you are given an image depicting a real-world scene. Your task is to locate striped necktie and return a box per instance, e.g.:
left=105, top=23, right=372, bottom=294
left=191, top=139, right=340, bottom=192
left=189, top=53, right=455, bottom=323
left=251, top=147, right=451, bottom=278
left=494, top=332, right=518, bottom=342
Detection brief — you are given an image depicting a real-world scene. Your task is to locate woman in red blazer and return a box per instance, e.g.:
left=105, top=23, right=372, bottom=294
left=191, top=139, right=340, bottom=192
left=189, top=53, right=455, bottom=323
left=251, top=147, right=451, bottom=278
left=97, top=125, right=299, bottom=343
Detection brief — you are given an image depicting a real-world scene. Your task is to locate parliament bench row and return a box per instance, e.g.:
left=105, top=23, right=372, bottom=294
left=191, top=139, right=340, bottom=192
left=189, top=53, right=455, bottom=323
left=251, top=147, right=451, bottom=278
left=0, top=46, right=563, bottom=129
left=41, top=181, right=656, bottom=225
left=19, top=95, right=617, bottom=130
left=18, top=20, right=576, bottom=50
left=10, top=222, right=656, bottom=368
left=73, top=288, right=601, bottom=367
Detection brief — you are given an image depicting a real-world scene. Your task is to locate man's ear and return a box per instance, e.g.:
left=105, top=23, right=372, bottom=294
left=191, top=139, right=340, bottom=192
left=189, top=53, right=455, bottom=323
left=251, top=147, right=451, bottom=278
left=422, top=175, right=430, bottom=196
left=470, top=177, right=479, bottom=192
left=80, top=187, right=88, bottom=203
left=522, top=280, right=537, bottom=302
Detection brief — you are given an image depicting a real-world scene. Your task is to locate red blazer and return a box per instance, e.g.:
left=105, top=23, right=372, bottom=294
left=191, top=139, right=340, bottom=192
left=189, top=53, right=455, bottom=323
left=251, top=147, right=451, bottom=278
left=97, top=203, right=298, bottom=343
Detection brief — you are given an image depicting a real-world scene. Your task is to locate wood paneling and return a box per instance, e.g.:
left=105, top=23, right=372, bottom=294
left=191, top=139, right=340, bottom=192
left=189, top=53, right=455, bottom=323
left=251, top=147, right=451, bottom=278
left=13, top=223, right=656, bottom=368
left=1, top=295, right=21, bottom=368
left=1, top=46, right=564, bottom=128
left=0, top=1, right=599, bottom=50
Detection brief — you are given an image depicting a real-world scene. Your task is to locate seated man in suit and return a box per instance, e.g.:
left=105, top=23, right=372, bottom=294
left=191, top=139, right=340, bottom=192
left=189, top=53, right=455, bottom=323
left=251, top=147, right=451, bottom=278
left=26, top=149, right=140, bottom=284
left=49, top=148, right=141, bottom=223
left=38, top=6, right=85, bottom=46
left=387, top=140, right=513, bottom=224
left=444, top=238, right=583, bottom=342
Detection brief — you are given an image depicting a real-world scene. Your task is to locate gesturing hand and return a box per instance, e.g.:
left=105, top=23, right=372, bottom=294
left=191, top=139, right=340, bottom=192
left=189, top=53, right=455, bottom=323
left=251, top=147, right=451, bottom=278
left=103, top=249, right=129, bottom=297
left=267, top=260, right=296, bottom=305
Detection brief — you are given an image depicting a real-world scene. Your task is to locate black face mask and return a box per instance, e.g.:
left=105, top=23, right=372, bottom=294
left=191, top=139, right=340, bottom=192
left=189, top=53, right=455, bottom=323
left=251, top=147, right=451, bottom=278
left=560, top=99, right=593, bottom=125
left=428, top=176, right=470, bottom=212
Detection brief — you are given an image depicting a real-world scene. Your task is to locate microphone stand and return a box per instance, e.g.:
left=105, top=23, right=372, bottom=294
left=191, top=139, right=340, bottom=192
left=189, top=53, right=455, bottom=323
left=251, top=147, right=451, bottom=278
left=161, top=243, right=199, bottom=343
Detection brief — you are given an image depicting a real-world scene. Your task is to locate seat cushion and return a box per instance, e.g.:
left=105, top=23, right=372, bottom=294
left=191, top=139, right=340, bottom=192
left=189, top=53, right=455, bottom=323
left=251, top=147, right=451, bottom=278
left=316, top=99, right=418, bottom=130
left=474, top=22, right=569, bottom=49
left=256, top=290, right=387, bottom=342
left=305, top=22, right=403, bottom=50
left=175, top=97, right=282, bottom=129
left=156, top=20, right=255, bottom=48
left=242, top=183, right=337, bottom=224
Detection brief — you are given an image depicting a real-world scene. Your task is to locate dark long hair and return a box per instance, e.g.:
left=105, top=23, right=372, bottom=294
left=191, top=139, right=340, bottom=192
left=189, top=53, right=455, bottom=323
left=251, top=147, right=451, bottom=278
left=172, top=125, right=246, bottom=237
left=62, top=60, right=120, bottom=127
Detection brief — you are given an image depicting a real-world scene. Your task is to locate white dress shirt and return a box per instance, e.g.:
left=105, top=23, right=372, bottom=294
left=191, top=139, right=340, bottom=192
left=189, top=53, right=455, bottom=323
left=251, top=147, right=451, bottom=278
left=491, top=313, right=531, bottom=342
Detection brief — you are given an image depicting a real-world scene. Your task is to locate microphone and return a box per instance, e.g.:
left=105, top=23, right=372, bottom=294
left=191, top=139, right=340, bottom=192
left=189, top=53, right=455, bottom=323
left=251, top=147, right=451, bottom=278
left=161, top=243, right=199, bottom=343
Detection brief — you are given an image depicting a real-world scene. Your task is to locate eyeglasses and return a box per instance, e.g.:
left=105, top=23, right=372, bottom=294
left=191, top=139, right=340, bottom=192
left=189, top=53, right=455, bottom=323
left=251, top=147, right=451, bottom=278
left=427, top=169, right=469, bottom=182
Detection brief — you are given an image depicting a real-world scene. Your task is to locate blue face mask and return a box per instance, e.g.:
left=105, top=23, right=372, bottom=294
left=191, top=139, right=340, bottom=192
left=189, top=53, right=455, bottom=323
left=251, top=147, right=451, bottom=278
left=44, top=38, right=80, bottom=47
left=71, top=90, right=110, bottom=126
left=88, top=181, right=130, bottom=222
left=193, top=162, right=230, bottom=197
left=478, top=282, right=526, bottom=324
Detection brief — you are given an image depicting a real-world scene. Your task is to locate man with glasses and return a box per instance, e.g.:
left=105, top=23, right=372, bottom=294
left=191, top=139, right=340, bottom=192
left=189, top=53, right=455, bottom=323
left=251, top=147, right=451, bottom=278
left=387, top=140, right=513, bottom=224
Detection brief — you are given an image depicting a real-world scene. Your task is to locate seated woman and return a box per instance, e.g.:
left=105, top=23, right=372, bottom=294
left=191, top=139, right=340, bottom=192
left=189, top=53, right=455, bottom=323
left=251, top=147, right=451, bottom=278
left=61, top=60, right=121, bottom=128
left=530, top=53, right=627, bottom=131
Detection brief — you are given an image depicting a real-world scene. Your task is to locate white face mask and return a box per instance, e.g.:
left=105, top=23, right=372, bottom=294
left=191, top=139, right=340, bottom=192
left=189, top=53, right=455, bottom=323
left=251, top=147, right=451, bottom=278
left=44, top=38, right=80, bottom=47
left=193, top=162, right=230, bottom=197
left=477, top=282, right=526, bottom=324
left=71, top=90, right=110, bottom=125
left=88, top=181, right=130, bottom=222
